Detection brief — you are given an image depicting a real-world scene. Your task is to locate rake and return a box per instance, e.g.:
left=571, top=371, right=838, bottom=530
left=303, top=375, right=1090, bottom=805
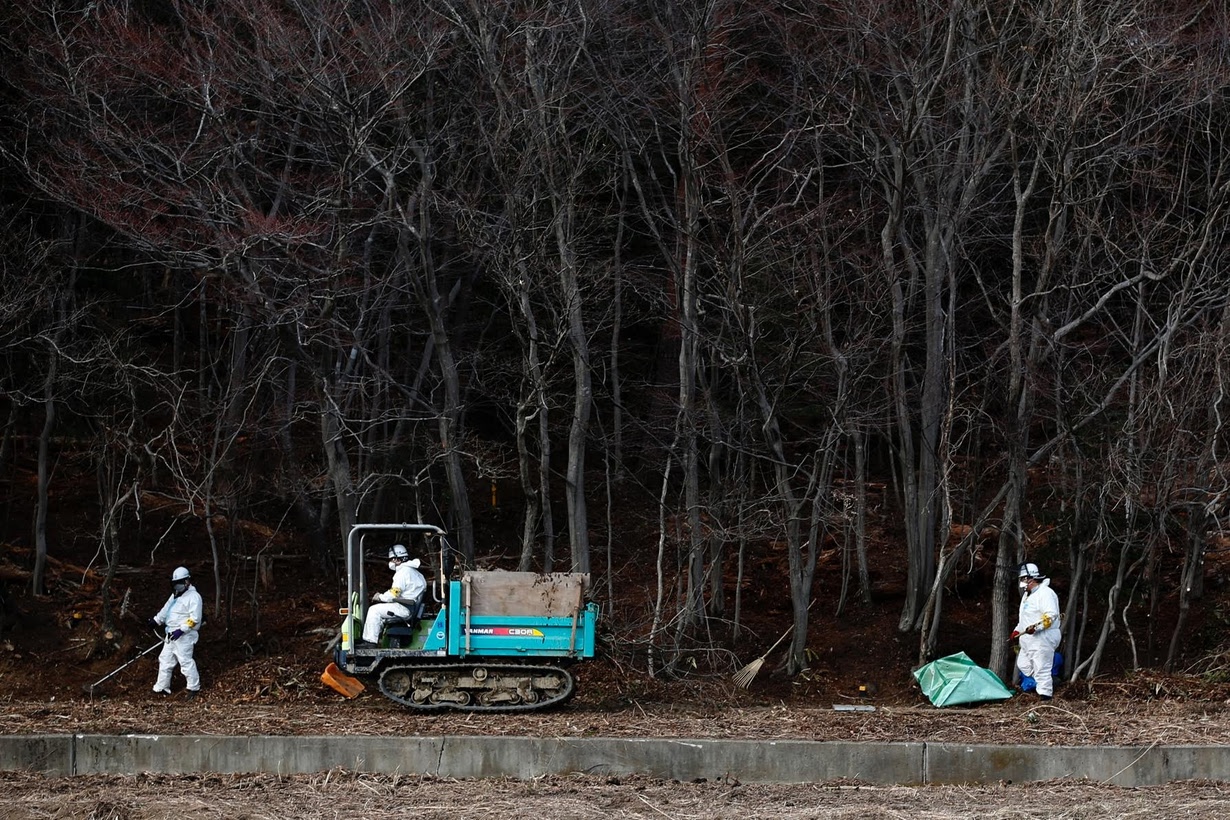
left=732, top=624, right=795, bottom=688
left=83, top=640, right=163, bottom=695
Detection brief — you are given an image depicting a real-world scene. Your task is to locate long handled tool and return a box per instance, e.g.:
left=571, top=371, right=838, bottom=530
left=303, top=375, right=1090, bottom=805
left=84, top=640, right=163, bottom=695
left=733, top=624, right=794, bottom=688
left=1010, top=614, right=1058, bottom=640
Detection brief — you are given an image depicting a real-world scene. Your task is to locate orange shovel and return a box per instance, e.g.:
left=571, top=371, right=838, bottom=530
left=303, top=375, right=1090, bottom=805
left=321, top=662, right=365, bottom=698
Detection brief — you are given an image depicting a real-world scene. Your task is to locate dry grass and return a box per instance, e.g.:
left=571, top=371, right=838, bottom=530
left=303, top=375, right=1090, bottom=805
left=2, top=770, right=1230, bottom=819
left=2, top=684, right=1230, bottom=747
left=3, top=664, right=1230, bottom=818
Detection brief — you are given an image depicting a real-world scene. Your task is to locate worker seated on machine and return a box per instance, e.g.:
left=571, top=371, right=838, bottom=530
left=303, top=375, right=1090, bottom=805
left=359, top=544, right=426, bottom=646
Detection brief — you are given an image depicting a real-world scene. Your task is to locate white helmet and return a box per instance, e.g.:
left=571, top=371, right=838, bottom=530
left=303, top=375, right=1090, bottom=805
left=1018, top=562, right=1044, bottom=580
left=171, top=566, right=191, bottom=596
left=388, top=544, right=409, bottom=561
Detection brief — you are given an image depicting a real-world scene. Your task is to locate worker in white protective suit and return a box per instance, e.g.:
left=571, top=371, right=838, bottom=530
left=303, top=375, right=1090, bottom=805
left=360, top=544, right=427, bottom=645
left=1011, top=562, right=1062, bottom=700
left=148, top=566, right=204, bottom=698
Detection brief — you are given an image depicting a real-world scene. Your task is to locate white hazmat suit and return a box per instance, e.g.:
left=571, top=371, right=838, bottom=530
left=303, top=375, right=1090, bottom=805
left=362, top=557, right=427, bottom=644
left=151, top=571, right=204, bottom=695
left=1014, top=577, right=1062, bottom=697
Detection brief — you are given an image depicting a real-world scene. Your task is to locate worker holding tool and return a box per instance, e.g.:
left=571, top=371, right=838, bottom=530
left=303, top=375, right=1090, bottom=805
left=148, top=566, right=204, bottom=698
left=360, top=544, right=426, bottom=646
left=1011, top=562, right=1062, bottom=700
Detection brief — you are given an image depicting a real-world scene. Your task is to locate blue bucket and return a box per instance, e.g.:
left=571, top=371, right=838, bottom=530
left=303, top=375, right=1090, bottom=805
left=1019, top=650, right=1064, bottom=692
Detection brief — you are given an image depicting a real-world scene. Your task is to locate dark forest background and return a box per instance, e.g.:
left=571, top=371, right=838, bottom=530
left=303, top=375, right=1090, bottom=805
left=2, top=0, right=1230, bottom=688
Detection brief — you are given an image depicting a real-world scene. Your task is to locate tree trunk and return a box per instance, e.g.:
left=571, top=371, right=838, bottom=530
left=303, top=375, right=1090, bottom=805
left=560, top=247, right=592, bottom=574
left=403, top=148, right=474, bottom=565
left=32, top=346, right=57, bottom=596
left=320, top=392, right=357, bottom=549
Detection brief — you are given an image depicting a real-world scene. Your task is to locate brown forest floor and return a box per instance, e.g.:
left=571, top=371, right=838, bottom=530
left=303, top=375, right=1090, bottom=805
left=2, top=466, right=1230, bottom=748
left=5, top=770, right=1230, bottom=820
left=5, top=506, right=1230, bottom=818
left=2, top=543, right=1230, bottom=746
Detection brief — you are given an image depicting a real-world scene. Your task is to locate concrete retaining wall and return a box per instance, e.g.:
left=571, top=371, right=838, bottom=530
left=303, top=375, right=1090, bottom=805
left=0, top=736, right=72, bottom=776
left=926, top=742, right=1230, bottom=786
left=2, top=734, right=1226, bottom=785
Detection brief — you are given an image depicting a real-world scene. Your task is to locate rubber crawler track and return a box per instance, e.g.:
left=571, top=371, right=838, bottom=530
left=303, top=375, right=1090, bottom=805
left=376, top=660, right=576, bottom=713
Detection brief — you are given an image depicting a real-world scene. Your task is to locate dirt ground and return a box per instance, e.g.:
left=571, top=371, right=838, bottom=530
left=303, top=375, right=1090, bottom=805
left=3, top=770, right=1230, bottom=819
left=5, top=641, right=1230, bottom=820
left=2, top=679, right=1230, bottom=746
left=5, top=568, right=1230, bottom=820
left=4, top=488, right=1230, bottom=820
left=2, top=535, right=1230, bottom=744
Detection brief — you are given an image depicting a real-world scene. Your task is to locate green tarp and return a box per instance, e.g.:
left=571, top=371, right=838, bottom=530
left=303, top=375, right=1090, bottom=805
left=913, top=651, right=1013, bottom=707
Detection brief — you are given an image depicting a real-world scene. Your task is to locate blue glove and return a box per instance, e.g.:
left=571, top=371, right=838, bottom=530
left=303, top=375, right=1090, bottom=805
left=169, top=629, right=184, bottom=640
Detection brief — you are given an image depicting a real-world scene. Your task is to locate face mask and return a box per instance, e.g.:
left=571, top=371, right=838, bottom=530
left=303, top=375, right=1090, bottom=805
left=1018, top=580, right=1029, bottom=593
left=388, top=560, right=399, bottom=571
left=173, top=580, right=189, bottom=597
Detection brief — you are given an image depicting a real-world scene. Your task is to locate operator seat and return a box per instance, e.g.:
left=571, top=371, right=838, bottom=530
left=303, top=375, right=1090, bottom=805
left=382, top=599, right=426, bottom=648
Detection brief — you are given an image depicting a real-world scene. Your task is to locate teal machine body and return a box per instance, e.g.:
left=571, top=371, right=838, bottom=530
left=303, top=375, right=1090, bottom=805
left=331, top=523, right=598, bottom=712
